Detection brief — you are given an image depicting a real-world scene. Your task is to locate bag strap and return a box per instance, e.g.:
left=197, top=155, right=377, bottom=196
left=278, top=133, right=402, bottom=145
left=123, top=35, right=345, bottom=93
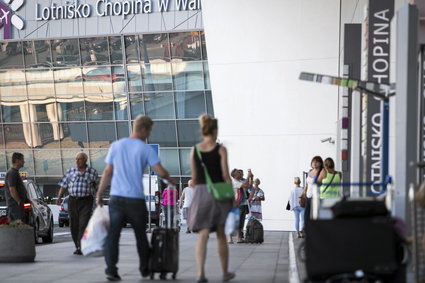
left=321, top=172, right=337, bottom=195
left=195, top=145, right=214, bottom=193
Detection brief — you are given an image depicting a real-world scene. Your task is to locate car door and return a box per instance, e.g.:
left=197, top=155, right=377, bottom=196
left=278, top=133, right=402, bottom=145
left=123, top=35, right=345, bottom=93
left=27, top=182, right=48, bottom=231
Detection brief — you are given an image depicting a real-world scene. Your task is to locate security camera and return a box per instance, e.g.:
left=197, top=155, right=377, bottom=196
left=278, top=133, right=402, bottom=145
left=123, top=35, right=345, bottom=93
left=320, top=137, right=335, bottom=144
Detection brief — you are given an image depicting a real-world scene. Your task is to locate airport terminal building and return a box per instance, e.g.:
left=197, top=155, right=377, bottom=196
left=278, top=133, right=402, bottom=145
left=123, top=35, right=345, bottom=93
left=0, top=0, right=208, bottom=195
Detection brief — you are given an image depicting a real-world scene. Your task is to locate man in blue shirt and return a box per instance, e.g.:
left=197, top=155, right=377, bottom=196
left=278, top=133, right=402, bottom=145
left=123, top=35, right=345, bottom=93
left=97, top=115, right=175, bottom=281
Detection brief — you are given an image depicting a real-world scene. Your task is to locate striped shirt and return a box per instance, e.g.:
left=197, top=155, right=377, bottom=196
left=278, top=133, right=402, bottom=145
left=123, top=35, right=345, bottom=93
left=59, top=166, right=99, bottom=197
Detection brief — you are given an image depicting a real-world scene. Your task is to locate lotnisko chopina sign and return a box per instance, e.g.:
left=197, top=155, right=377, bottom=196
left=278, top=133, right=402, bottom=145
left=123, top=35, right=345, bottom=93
left=35, top=0, right=201, bottom=21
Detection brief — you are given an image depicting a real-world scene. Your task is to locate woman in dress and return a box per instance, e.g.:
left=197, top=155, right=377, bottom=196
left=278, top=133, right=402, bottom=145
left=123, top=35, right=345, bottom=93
left=189, top=114, right=235, bottom=283
left=248, top=178, right=265, bottom=221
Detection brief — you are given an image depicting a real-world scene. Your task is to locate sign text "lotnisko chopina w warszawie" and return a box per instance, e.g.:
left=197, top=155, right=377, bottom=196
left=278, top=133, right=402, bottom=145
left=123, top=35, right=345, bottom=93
left=35, top=0, right=201, bottom=21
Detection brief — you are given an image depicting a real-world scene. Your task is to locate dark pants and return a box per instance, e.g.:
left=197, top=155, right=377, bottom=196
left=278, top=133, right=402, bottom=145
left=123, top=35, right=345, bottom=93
left=239, top=205, right=249, bottom=238
left=304, top=197, right=312, bottom=230
left=68, top=195, right=93, bottom=249
left=105, top=196, right=150, bottom=276
left=8, top=203, right=25, bottom=222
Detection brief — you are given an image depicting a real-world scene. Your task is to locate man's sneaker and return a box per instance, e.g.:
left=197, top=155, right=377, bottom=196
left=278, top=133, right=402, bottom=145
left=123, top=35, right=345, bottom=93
left=106, top=273, right=121, bottom=281
left=222, top=272, right=235, bottom=282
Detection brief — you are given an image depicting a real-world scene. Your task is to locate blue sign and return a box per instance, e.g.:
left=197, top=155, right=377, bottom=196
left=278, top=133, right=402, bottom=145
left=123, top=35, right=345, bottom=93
left=149, top=144, right=159, bottom=157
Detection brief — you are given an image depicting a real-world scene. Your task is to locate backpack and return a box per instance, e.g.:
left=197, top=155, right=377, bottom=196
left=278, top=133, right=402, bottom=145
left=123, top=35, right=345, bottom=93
left=246, top=219, right=264, bottom=243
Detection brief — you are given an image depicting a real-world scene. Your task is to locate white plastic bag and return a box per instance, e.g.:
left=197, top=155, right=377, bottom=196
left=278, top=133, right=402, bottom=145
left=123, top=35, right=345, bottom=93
left=225, top=208, right=240, bottom=236
left=81, top=206, right=109, bottom=257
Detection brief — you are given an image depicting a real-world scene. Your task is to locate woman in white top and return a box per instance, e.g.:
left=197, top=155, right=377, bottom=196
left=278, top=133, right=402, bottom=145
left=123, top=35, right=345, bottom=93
left=304, top=156, right=323, bottom=229
left=179, top=180, right=195, bottom=233
left=289, top=177, right=305, bottom=238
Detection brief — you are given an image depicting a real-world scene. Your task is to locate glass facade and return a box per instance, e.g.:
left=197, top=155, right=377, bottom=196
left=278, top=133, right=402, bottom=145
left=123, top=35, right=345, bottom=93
left=0, top=31, right=213, bottom=190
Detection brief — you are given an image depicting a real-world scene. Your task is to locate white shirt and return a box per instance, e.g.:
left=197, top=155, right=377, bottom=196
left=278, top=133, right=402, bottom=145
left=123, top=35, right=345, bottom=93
left=182, top=186, right=195, bottom=208
left=306, top=176, right=315, bottom=198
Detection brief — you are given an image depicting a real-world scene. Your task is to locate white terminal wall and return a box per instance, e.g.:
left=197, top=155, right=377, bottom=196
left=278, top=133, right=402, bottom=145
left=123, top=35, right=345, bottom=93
left=202, top=0, right=340, bottom=231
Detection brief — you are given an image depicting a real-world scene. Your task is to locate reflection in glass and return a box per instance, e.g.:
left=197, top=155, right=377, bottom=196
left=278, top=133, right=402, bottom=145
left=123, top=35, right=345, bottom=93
left=139, top=33, right=170, bottom=63
left=179, top=149, right=191, bottom=176
left=31, top=101, right=54, bottom=122
left=177, top=120, right=201, bottom=147
left=0, top=125, right=4, bottom=147
left=26, top=69, right=55, bottom=96
left=6, top=150, right=34, bottom=175
left=125, top=35, right=139, bottom=63
left=2, top=101, right=27, bottom=122
left=141, top=63, right=173, bottom=91
left=172, top=62, right=204, bottom=90
left=57, top=95, right=85, bottom=121
left=204, top=62, right=211, bottom=89
left=175, top=91, right=205, bottom=119
left=117, top=122, right=129, bottom=139
left=0, top=151, right=6, bottom=172
left=112, top=66, right=126, bottom=93
left=0, top=42, right=23, bottom=69
left=34, top=150, right=62, bottom=175
left=61, top=150, right=89, bottom=172
left=127, top=65, right=142, bottom=92
left=160, top=149, right=180, bottom=175
left=82, top=66, right=113, bottom=94
left=51, top=39, right=80, bottom=66
left=201, top=31, right=208, bottom=60
left=24, top=40, right=52, bottom=68
left=129, top=93, right=145, bottom=118
left=88, top=122, right=116, bottom=148
left=114, top=94, right=127, bottom=120
left=169, top=32, right=201, bottom=61
left=148, top=121, right=177, bottom=147
left=109, top=36, right=123, bottom=64
left=80, top=37, right=110, bottom=65
left=86, top=95, right=114, bottom=120
left=36, top=122, right=61, bottom=148
left=61, top=122, right=89, bottom=148
left=90, top=149, right=109, bottom=174
left=205, top=91, right=215, bottom=117
left=4, top=123, right=33, bottom=149
left=0, top=70, right=26, bottom=96
left=144, top=92, right=175, bottom=119
left=54, top=67, right=83, bottom=95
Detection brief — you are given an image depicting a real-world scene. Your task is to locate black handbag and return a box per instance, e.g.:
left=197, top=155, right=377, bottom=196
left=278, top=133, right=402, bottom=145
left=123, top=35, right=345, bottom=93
left=286, top=201, right=291, bottom=211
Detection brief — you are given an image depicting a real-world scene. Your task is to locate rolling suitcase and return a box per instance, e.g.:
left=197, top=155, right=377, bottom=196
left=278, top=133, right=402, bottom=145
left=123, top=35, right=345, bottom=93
left=245, top=218, right=264, bottom=243
left=150, top=186, right=179, bottom=280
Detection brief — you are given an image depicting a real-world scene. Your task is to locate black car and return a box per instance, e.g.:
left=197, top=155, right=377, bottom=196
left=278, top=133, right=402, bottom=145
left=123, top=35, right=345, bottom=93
left=58, top=196, right=70, bottom=227
left=0, top=178, right=54, bottom=244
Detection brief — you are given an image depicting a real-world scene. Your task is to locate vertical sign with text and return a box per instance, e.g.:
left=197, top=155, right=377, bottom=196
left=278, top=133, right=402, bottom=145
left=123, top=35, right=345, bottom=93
left=363, top=0, right=394, bottom=193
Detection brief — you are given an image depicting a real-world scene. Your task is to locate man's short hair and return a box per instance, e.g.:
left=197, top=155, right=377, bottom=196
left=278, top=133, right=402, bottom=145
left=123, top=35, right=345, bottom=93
left=12, top=152, right=24, bottom=164
left=76, top=152, right=88, bottom=161
left=133, top=115, right=154, bottom=133
left=231, top=168, right=239, bottom=178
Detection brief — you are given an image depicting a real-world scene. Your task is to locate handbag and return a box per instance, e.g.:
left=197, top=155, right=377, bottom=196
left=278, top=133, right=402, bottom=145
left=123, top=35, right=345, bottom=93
left=195, top=145, right=234, bottom=201
left=298, top=188, right=307, bottom=208
left=286, top=201, right=291, bottom=211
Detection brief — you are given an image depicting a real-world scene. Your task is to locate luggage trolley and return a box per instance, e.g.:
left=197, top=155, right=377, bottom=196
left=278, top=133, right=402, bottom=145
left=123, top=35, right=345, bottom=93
left=299, top=72, right=408, bottom=282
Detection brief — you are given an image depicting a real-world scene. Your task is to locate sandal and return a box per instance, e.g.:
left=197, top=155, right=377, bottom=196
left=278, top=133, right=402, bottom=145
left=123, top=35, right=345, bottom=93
left=236, top=240, right=246, bottom=244
left=227, top=241, right=234, bottom=244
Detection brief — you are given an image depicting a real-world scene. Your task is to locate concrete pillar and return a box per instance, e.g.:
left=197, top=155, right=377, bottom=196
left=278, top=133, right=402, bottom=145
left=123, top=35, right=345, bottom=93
left=394, top=4, right=419, bottom=222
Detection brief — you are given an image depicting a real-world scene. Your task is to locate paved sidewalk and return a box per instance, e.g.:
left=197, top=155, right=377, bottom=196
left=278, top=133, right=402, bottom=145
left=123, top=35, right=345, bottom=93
left=0, top=230, right=290, bottom=282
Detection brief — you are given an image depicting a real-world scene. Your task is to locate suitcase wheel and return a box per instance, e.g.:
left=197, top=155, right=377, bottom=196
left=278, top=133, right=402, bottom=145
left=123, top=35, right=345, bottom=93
left=160, top=272, right=167, bottom=280
left=172, top=273, right=176, bottom=280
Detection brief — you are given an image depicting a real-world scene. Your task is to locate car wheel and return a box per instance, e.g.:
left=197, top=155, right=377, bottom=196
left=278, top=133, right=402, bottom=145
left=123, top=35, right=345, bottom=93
left=42, top=217, right=54, bottom=243
left=34, top=220, right=39, bottom=244
left=59, top=221, right=64, bottom=228
left=65, top=221, right=70, bottom=227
